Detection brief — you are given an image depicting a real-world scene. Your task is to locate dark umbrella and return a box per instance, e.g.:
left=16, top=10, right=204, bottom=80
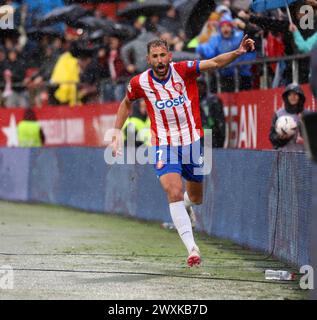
left=88, top=23, right=136, bottom=41
left=39, top=5, right=90, bottom=26
left=111, top=23, right=136, bottom=40
left=69, top=16, right=114, bottom=31
left=177, top=0, right=216, bottom=39
left=27, top=26, right=64, bottom=40
left=117, top=0, right=172, bottom=19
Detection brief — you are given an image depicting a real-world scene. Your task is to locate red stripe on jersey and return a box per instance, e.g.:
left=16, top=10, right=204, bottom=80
left=183, top=76, right=204, bottom=138
left=172, top=63, right=203, bottom=139
left=162, top=84, right=183, bottom=145
left=147, top=72, right=171, bottom=145
left=142, top=95, right=159, bottom=146
left=136, top=75, right=159, bottom=145
left=171, top=74, right=193, bottom=143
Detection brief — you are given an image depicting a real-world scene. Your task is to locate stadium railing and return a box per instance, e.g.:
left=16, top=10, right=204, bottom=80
left=208, top=53, right=311, bottom=93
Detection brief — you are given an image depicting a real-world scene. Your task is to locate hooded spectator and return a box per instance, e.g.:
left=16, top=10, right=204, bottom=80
left=269, top=83, right=306, bottom=151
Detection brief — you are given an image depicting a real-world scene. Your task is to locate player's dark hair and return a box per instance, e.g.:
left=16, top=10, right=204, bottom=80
left=147, top=39, right=169, bottom=54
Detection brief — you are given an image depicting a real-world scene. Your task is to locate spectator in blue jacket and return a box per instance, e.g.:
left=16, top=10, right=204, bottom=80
left=196, top=14, right=256, bottom=92
left=289, top=23, right=317, bottom=54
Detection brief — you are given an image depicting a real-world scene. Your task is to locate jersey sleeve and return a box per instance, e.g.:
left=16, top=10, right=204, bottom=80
left=126, top=75, right=143, bottom=101
left=173, top=60, right=201, bottom=79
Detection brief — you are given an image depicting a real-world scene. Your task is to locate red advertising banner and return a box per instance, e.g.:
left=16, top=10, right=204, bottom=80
left=0, top=103, right=119, bottom=147
left=220, top=84, right=316, bottom=150
left=0, top=85, right=315, bottom=149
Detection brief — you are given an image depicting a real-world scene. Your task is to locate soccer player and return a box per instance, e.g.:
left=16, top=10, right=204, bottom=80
left=111, top=36, right=255, bottom=266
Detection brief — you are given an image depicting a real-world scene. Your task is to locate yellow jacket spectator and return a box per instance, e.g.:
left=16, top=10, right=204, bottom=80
left=50, top=51, right=79, bottom=106
left=122, top=100, right=151, bottom=147
left=17, top=109, right=45, bottom=147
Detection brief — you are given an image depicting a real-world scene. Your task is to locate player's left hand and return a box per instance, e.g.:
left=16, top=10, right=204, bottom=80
left=237, top=35, right=255, bottom=55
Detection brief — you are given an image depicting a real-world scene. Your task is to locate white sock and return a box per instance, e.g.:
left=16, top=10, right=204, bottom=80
left=169, top=201, right=197, bottom=254
left=184, top=191, right=195, bottom=210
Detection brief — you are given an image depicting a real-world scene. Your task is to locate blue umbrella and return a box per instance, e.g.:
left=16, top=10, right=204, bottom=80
left=251, top=0, right=299, bottom=12
left=250, top=0, right=299, bottom=23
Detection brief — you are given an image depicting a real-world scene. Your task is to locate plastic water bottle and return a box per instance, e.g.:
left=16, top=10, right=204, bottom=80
left=161, top=222, right=175, bottom=230
left=265, top=270, right=294, bottom=280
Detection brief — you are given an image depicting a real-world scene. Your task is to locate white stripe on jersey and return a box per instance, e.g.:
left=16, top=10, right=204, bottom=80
left=163, top=79, right=192, bottom=145
left=171, top=64, right=201, bottom=142
left=137, top=65, right=200, bottom=146
left=151, top=80, right=182, bottom=146
left=138, top=71, right=169, bottom=145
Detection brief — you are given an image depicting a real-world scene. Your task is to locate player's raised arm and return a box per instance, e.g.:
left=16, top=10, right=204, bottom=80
left=110, top=95, right=132, bottom=156
left=199, top=35, right=255, bottom=72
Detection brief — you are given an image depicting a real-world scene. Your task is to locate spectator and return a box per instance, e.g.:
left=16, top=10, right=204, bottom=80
left=77, top=48, right=101, bottom=104
left=3, top=49, right=28, bottom=108
left=289, top=23, right=317, bottom=53
left=269, top=83, right=306, bottom=151
left=121, top=21, right=159, bottom=74
left=160, top=5, right=184, bottom=38
left=25, top=45, right=60, bottom=107
left=0, top=46, right=6, bottom=107
left=17, top=108, right=45, bottom=147
left=122, top=99, right=150, bottom=147
left=197, top=76, right=226, bottom=148
left=50, top=42, right=79, bottom=106
left=102, top=36, right=129, bottom=102
left=196, top=14, right=256, bottom=92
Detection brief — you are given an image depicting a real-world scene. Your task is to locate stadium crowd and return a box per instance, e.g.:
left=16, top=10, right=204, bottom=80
left=0, top=0, right=316, bottom=108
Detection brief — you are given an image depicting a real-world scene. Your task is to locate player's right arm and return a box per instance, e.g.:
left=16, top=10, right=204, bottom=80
left=111, top=95, right=132, bottom=156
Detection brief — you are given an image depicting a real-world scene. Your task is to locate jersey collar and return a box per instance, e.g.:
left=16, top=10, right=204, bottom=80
left=149, top=65, right=172, bottom=85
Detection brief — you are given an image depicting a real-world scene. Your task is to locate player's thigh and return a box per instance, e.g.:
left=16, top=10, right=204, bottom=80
left=159, top=173, right=184, bottom=203
left=185, top=180, right=203, bottom=204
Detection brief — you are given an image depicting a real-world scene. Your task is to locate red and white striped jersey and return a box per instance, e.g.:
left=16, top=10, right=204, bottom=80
left=126, top=60, right=203, bottom=146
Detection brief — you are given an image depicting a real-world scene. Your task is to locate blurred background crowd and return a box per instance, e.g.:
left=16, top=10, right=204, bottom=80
left=0, top=0, right=316, bottom=108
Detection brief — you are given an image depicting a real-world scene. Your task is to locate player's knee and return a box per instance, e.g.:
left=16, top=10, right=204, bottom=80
left=166, top=186, right=183, bottom=202
left=189, top=194, right=203, bottom=205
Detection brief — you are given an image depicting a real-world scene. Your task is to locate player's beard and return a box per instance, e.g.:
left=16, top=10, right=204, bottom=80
left=153, top=63, right=169, bottom=78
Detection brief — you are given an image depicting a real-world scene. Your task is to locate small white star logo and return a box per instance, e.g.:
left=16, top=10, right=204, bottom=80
left=1, top=114, right=18, bottom=147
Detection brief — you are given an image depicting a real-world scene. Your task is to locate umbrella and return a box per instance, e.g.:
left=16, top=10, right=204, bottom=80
left=69, top=16, right=114, bottom=31
left=26, top=26, right=64, bottom=40
left=251, top=0, right=299, bottom=12
left=176, top=0, right=216, bottom=39
left=250, top=0, right=300, bottom=23
left=88, top=23, right=136, bottom=41
left=39, top=5, right=90, bottom=26
left=117, top=0, right=172, bottom=18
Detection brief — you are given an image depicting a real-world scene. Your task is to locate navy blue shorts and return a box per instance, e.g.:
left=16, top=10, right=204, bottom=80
left=152, top=140, right=204, bottom=183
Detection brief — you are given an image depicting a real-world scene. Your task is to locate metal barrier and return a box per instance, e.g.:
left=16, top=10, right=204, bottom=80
left=208, top=53, right=311, bottom=93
